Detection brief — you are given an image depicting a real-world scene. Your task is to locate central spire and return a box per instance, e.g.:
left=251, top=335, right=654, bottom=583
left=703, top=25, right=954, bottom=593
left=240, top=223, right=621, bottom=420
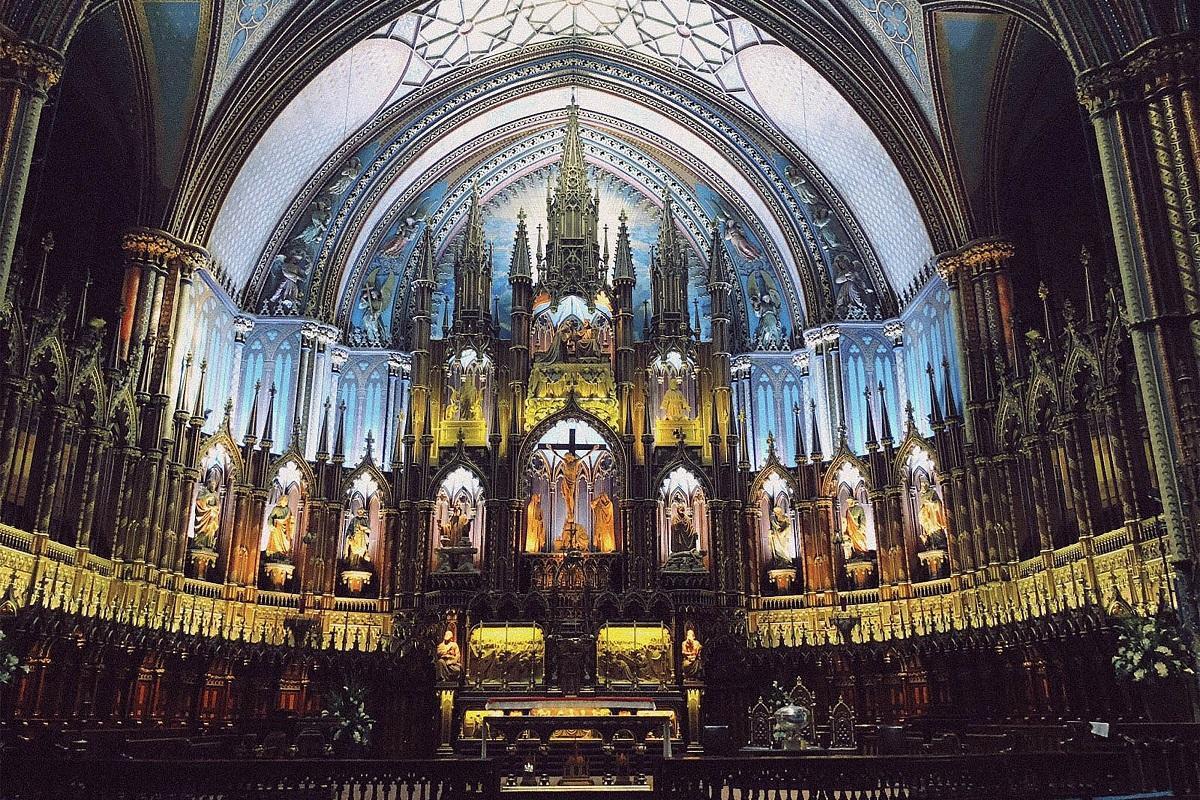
left=556, top=100, right=588, bottom=198
left=538, top=100, right=606, bottom=306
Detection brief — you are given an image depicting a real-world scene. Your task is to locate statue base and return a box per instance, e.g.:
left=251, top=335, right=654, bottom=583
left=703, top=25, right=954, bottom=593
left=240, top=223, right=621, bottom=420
left=556, top=522, right=588, bottom=551
left=263, top=560, right=294, bottom=589
left=918, top=548, right=948, bottom=579
left=845, top=559, right=875, bottom=589
left=189, top=547, right=218, bottom=580
left=662, top=549, right=707, bottom=573
left=340, top=569, right=373, bottom=594
left=767, top=567, right=796, bottom=592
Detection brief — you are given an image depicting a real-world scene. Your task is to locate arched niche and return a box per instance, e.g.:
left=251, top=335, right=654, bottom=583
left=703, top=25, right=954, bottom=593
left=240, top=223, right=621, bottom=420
left=431, top=465, right=486, bottom=574
left=648, top=345, right=700, bottom=445
left=754, top=469, right=800, bottom=595
left=903, top=443, right=950, bottom=580
left=339, top=470, right=385, bottom=596
left=530, top=294, right=614, bottom=364
left=187, top=441, right=236, bottom=581
left=443, top=347, right=492, bottom=421
left=831, top=460, right=878, bottom=590
left=658, top=466, right=709, bottom=573
left=260, top=459, right=309, bottom=591
left=523, top=416, right=619, bottom=554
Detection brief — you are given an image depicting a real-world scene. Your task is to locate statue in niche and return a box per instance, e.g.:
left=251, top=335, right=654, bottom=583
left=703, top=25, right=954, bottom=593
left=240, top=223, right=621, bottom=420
left=192, top=475, right=221, bottom=551
left=525, top=493, right=546, bottom=553
left=264, top=495, right=295, bottom=560
left=768, top=505, right=796, bottom=567
left=841, top=497, right=871, bottom=561
left=343, top=507, right=371, bottom=569
left=748, top=270, right=787, bottom=349
left=445, top=373, right=480, bottom=421
left=545, top=319, right=603, bottom=363
left=436, top=629, right=463, bottom=682
left=832, top=253, right=878, bottom=318
left=681, top=628, right=703, bottom=678
left=723, top=218, right=761, bottom=262
left=591, top=493, right=616, bottom=553
left=557, top=447, right=602, bottom=545
left=669, top=502, right=698, bottom=554
left=441, top=499, right=474, bottom=547
left=659, top=376, right=691, bottom=421
left=916, top=484, right=950, bottom=551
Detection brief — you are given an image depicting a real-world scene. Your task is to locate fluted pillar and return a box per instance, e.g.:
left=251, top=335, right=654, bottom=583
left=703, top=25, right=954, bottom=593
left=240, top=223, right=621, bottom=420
left=1077, top=34, right=1200, bottom=569
left=0, top=32, right=62, bottom=309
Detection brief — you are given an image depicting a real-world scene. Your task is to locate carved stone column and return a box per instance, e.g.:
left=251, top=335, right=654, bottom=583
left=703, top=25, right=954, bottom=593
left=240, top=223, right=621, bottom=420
left=1076, top=33, right=1200, bottom=573
left=0, top=32, right=62, bottom=308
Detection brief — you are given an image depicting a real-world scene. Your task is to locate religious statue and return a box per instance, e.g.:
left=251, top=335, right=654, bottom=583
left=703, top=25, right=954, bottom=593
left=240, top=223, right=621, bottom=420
left=681, top=628, right=703, bottom=678
left=557, top=446, right=601, bottom=549
left=525, top=493, right=546, bottom=553
left=659, top=376, right=691, bottom=421
left=441, top=499, right=473, bottom=547
left=264, top=495, right=295, bottom=560
left=748, top=270, right=786, bottom=349
left=841, top=496, right=871, bottom=560
left=916, top=484, right=949, bottom=551
left=591, top=493, right=616, bottom=553
left=435, top=629, right=463, bottom=682
left=445, top=374, right=480, bottom=420
left=577, top=320, right=600, bottom=360
left=343, top=507, right=371, bottom=569
left=192, top=475, right=221, bottom=551
left=358, top=281, right=387, bottom=346
left=832, top=254, right=878, bottom=318
left=723, top=218, right=761, bottom=262
left=669, top=502, right=697, bottom=554
left=768, top=505, right=796, bottom=567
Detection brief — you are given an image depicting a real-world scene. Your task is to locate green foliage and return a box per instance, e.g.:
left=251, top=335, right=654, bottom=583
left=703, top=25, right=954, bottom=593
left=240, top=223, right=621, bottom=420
left=0, top=630, right=28, bottom=686
left=321, top=681, right=375, bottom=747
left=1112, top=613, right=1195, bottom=685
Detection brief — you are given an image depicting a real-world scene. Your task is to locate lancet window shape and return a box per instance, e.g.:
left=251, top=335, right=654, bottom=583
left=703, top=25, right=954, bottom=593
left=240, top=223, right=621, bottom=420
left=260, top=459, right=308, bottom=590
left=432, top=466, right=486, bottom=573
left=340, top=471, right=383, bottom=595
left=658, top=466, right=709, bottom=571
left=757, top=471, right=800, bottom=595
left=832, top=461, right=877, bottom=590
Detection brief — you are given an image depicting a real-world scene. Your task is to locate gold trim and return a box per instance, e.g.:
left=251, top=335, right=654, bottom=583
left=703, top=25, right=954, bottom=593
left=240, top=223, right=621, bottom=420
left=0, top=33, right=63, bottom=92
left=1077, top=33, right=1199, bottom=116
left=934, top=238, right=1014, bottom=280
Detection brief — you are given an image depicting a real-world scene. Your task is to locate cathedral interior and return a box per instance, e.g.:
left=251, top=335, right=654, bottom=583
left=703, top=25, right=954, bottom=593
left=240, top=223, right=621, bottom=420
left=0, top=0, right=1199, bottom=797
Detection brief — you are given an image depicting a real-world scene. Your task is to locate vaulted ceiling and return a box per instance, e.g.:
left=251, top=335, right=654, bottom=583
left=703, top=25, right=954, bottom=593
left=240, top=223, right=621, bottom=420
left=20, top=0, right=1146, bottom=331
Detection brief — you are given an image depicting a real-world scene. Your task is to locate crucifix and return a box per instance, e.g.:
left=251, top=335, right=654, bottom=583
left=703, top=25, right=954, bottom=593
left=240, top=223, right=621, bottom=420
left=540, top=427, right=603, bottom=551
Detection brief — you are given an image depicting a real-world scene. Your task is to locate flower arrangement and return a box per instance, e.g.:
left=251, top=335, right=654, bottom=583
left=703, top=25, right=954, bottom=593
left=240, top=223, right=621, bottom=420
left=0, top=630, right=28, bottom=686
left=321, top=680, right=375, bottom=752
left=1112, top=613, right=1195, bottom=684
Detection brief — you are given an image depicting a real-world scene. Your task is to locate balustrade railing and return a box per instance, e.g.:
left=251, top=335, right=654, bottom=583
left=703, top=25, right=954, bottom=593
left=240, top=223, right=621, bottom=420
left=0, top=750, right=1164, bottom=800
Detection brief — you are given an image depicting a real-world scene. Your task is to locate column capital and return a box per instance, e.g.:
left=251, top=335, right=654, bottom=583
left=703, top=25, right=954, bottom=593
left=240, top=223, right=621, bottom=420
left=1076, top=33, right=1199, bottom=116
left=934, top=238, right=1014, bottom=281
left=120, top=227, right=210, bottom=276
left=0, top=33, right=63, bottom=94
